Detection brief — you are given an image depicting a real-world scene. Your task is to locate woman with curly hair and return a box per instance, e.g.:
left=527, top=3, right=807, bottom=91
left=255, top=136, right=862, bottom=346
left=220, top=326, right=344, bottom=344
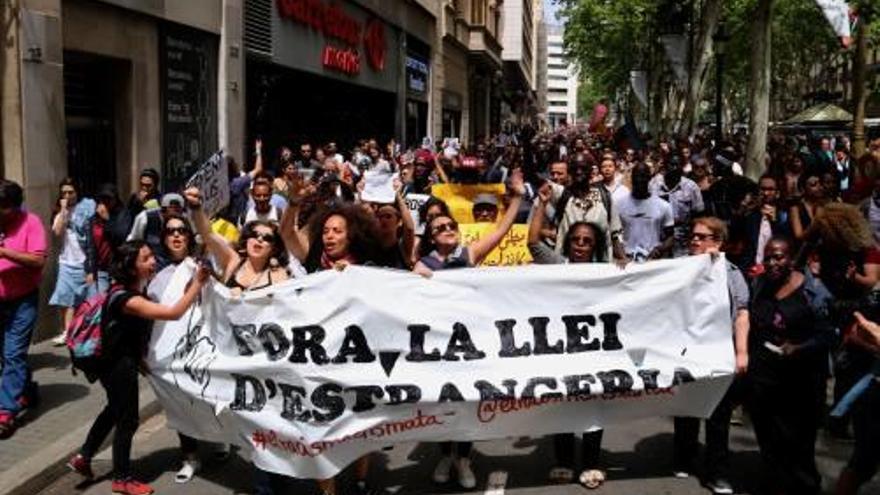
left=280, top=201, right=382, bottom=495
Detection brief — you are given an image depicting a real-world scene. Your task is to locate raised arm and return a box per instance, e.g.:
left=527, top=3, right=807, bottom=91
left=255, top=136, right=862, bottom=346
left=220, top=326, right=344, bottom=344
left=279, top=200, right=309, bottom=263
left=247, top=139, right=265, bottom=179
left=51, top=205, right=68, bottom=237
left=528, top=183, right=551, bottom=246
left=183, top=187, right=238, bottom=272
left=395, top=178, right=416, bottom=267
left=468, top=170, right=525, bottom=265
left=123, top=266, right=210, bottom=321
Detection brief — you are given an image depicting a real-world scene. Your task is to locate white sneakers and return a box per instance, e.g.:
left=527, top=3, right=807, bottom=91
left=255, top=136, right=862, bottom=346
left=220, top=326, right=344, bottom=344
left=455, top=457, right=476, bottom=489
left=432, top=455, right=453, bottom=484
left=432, top=456, right=476, bottom=489
left=175, top=459, right=200, bottom=484
left=51, top=333, right=67, bottom=347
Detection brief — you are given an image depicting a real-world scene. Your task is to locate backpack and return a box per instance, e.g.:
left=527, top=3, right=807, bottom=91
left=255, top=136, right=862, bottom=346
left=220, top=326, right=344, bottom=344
left=65, top=286, right=124, bottom=380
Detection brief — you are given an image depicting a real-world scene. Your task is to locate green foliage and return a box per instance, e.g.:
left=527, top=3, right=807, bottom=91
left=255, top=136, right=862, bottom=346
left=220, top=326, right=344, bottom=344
left=556, top=0, right=659, bottom=98
left=557, top=0, right=874, bottom=127
left=577, top=79, right=605, bottom=118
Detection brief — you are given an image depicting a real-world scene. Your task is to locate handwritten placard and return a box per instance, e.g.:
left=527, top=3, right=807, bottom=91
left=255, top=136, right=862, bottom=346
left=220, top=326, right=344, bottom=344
left=186, top=151, right=228, bottom=219
left=431, top=183, right=506, bottom=224
left=459, top=223, right=532, bottom=266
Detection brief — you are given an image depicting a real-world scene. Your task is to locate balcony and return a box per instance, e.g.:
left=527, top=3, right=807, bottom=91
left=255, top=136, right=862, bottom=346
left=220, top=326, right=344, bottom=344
left=468, top=24, right=503, bottom=69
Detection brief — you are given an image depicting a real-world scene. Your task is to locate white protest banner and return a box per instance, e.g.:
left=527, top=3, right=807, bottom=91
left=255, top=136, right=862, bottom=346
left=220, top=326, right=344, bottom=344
left=360, top=170, right=397, bottom=203
left=404, top=193, right=430, bottom=235
left=186, top=150, right=228, bottom=218
left=147, top=255, right=733, bottom=479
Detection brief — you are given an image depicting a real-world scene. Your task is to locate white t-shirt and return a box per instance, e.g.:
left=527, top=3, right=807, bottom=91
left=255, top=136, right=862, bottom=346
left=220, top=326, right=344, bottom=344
left=241, top=206, right=281, bottom=226
left=58, top=217, right=86, bottom=266
left=616, top=193, right=674, bottom=261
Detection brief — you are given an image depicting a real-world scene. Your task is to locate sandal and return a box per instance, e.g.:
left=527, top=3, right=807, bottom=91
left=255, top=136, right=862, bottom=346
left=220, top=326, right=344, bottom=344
left=548, top=466, right=574, bottom=484
left=579, top=469, right=606, bottom=490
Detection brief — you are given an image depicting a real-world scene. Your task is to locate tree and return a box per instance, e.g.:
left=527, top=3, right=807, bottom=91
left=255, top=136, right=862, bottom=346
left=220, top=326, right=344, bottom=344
left=745, top=0, right=774, bottom=180
left=680, top=0, right=724, bottom=135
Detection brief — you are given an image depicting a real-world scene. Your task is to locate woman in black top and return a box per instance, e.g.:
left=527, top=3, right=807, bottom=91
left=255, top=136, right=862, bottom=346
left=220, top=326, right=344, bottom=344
left=748, top=236, right=835, bottom=495
left=185, top=187, right=298, bottom=294
left=67, top=241, right=209, bottom=495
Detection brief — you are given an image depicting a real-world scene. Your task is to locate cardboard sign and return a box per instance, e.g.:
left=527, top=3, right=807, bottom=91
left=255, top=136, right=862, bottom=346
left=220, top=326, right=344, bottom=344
left=431, top=183, right=506, bottom=224
left=186, top=151, right=228, bottom=218
left=459, top=223, right=533, bottom=266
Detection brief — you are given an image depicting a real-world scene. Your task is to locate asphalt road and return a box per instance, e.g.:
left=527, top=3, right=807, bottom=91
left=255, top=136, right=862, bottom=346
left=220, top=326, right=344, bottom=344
left=36, top=411, right=876, bottom=495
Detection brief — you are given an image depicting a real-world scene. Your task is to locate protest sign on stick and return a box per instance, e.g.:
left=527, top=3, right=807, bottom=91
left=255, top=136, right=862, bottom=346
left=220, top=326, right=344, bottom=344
left=186, top=150, right=228, bottom=219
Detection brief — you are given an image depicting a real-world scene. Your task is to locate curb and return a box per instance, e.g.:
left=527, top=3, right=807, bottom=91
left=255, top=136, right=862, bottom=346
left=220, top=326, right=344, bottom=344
left=2, top=386, right=161, bottom=495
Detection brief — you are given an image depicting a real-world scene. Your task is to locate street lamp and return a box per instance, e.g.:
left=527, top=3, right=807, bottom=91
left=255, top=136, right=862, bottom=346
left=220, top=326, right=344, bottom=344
left=713, top=21, right=728, bottom=143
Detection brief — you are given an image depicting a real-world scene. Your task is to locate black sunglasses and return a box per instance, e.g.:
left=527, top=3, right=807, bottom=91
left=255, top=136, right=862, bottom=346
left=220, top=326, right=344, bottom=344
left=165, top=226, right=190, bottom=236
left=432, top=221, right=458, bottom=235
left=250, top=232, right=276, bottom=243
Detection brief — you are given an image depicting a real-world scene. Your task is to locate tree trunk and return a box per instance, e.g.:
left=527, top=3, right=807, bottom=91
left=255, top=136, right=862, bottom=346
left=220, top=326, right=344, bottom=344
left=680, top=0, right=724, bottom=136
left=745, top=0, right=774, bottom=181
left=851, top=12, right=869, bottom=161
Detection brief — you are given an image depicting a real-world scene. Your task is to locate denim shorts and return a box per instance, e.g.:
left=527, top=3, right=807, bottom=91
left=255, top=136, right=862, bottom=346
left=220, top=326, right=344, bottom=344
left=48, top=262, right=88, bottom=308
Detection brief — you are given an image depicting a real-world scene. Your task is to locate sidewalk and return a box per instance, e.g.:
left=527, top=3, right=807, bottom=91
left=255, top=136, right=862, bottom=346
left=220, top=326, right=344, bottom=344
left=0, top=339, right=160, bottom=495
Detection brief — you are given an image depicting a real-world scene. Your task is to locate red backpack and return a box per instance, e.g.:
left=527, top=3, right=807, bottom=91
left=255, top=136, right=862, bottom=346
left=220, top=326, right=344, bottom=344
left=65, top=286, right=123, bottom=380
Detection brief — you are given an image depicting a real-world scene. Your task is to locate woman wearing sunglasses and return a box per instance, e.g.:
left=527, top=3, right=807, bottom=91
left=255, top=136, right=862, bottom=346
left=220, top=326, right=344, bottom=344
left=528, top=184, right=606, bottom=489
left=184, top=187, right=303, bottom=295
left=414, top=169, right=526, bottom=277
left=144, top=214, right=230, bottom=484
left=413, top=170, right=525, bottom=489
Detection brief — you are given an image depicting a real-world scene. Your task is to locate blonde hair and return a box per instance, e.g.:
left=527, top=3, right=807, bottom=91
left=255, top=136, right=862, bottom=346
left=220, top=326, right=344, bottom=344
left=692, top=216, right=728, bottom=243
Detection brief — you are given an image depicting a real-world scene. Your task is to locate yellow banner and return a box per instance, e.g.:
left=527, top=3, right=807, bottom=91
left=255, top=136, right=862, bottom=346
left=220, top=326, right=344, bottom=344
left=431, top=183, right=506, bottom=224
left=459, top=223, right=533, bottom=267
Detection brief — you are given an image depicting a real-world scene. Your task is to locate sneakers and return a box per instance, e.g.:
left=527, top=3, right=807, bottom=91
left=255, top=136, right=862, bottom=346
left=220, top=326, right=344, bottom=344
left=111, top=478, right=154, bottom=495
left=455, top=457, right=476, bottom=489
left=67, top=453, right=94, bottom=479
left=673, top=470, right=690, bottom=479
left=52, top=332, right=67, bottom=347
left=705, top=477, right=734, bottom=494
left=17, top=381, right=39, bottom=412
left=174, top=459, right=200, bottom=483
left=212, top=443, right=231, bottom=462
left=0, top=411, right=16, bottom=439
left=432, top=455, right=453, bottom=484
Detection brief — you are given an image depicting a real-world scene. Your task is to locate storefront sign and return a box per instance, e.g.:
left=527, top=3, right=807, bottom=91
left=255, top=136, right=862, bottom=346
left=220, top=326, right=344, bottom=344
left=160, top=24, right=218, bottom=190
left=406, top=55, right=428, bottom=94
left=277, top=0, right=387, bottom=77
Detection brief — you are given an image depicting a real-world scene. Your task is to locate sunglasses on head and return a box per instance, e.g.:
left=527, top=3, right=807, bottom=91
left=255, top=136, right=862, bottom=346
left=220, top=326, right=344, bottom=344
left=432, top=221, right=458, bottom=235
left=250, top=232, right=276, bottom=243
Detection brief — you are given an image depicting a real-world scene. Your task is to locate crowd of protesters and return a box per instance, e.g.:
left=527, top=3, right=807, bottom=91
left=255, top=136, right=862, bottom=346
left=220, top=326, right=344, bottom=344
left=0, top=122, right=879, bottom=495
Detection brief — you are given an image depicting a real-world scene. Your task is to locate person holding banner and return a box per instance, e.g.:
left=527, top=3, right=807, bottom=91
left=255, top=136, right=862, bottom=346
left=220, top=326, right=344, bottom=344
left=144, top=214, right=230, bottom=484
left=747, top=236, right=836, bottom=495
left=414, top=169, right=526, bottom=489
left=69, top=240, right=211, bottom=495
left=528, top=184, right=607, bottom=488
left=672, top=217, right=750, bottom=494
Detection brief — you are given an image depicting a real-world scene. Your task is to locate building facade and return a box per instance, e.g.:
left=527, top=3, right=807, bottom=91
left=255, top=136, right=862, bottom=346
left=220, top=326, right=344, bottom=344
left=545, top=25, right=577, bottom=129
left=500, top=0, right=539, bottom=126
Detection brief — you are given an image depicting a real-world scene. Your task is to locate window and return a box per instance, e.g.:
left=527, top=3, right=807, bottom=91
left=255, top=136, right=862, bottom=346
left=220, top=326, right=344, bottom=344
left=549, top=75, right=567, bottom=81
left=548, top=63, right=567, bottom=70
left=549, top=88, right=567, bottom=94
left=549, top=101, right=567, bottom=107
